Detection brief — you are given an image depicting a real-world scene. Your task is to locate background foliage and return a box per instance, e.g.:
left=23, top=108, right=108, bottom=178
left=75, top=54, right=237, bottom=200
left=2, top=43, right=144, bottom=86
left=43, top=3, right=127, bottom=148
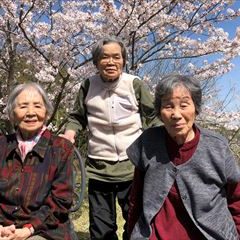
left=1, top=0, right=239, bottom=154
left=0, top=2, right=239, bottom=117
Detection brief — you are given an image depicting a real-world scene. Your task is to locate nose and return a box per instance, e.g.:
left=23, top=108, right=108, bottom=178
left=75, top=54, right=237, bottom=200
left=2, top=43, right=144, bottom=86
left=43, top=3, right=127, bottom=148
left=106, top=57, right=114, bottom=64
left=26, top=106, right=36, bottom=116
left=171, top=108, right=182, bottom=120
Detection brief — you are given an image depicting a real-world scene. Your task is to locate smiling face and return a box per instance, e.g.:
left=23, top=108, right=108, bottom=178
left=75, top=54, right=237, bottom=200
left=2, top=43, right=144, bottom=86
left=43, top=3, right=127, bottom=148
left=13, top=87, right=47, bottom=139
left=160, top=85, right=196, bottom=145
left=97, top=42, right=124, bottom=81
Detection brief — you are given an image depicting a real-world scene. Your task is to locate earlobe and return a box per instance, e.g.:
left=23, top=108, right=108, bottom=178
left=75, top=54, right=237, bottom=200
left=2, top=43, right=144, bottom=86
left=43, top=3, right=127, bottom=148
left=95, top=61, right=100, bottom=69
left=13, top=120, right=19, bottom=129
left=44, top=116, right=49, bottom=124
left=158, top=112, right=163, bottom=122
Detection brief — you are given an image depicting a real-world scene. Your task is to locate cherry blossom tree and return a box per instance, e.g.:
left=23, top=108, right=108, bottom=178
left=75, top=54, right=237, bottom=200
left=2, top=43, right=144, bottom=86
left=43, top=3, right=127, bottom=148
left=0, top=0, right=240, bottom=146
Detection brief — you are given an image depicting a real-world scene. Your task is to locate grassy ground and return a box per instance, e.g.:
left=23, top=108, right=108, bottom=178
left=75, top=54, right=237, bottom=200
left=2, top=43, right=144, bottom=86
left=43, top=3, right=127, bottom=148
left=71, top=198, right=90, bottom=239
left=71, top=194, right=124, bottom=239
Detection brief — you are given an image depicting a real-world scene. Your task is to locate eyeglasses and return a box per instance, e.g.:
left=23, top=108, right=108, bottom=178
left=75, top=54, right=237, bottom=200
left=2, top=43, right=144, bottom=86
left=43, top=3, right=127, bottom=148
left=100, top=55, right=123, bottom=63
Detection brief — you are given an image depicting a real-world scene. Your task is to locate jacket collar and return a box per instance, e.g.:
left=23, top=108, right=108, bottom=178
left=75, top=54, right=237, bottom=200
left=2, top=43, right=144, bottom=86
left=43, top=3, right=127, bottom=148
left=98, top=73, right=122, bottom=90
left=5, top=129, right=52, bottom=160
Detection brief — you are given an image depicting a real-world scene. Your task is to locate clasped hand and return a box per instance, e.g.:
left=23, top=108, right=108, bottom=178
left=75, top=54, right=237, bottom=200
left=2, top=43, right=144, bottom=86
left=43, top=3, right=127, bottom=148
left=0, top=225, right=31, bottom=240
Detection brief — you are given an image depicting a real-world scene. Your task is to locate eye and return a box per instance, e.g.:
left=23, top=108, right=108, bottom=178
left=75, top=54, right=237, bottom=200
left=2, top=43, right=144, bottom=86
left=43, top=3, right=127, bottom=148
left=180, top=103, right=188, bottom=108
left=33, top=102, right=43, bottom=108
left=162, top=104, right=173, bottom=110
left=101, top=55, right=109, bottom=60
left=165, top=105, right=172, bottom=109
left=35, top=104, right=43, bottom=108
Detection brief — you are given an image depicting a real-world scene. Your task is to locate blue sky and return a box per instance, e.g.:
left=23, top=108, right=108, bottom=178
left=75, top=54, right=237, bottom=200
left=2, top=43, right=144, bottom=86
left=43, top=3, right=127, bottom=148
left=217, top=2, right=240, bottom=111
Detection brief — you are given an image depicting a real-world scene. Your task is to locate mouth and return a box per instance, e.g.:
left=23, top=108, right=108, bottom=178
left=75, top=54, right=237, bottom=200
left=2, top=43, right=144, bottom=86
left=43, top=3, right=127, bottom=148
left=24, top=120, right=38, bottom=125
left=105, top=68, right=117, bottom=72
left=172, top=123, right=185, bottom=128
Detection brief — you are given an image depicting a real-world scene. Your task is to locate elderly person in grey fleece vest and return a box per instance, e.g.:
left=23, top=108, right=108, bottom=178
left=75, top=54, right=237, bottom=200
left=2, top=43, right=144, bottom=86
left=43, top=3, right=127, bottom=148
left=127, top=74, right=240, bottom=240
left=62, top=36, right=160, bottom=240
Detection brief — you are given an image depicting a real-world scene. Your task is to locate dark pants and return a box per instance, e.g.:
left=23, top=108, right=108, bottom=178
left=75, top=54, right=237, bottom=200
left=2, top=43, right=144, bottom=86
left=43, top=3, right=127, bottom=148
left=88, top=179, right=132, bottom=240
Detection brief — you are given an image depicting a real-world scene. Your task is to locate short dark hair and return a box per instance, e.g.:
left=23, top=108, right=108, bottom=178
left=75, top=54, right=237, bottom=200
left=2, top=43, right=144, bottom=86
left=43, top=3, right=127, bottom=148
left=154, top=74, right=202, bottom=116
left=91, top=36, right=127, bottom=67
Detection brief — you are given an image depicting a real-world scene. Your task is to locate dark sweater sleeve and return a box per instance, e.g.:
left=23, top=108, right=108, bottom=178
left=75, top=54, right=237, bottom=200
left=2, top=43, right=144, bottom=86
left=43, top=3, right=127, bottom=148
left=128, top=168, right=145, bottom=237
left=65, top=79, right=90, bottom=132
left=227, top=182, right=240, bottom=235
left=133, top=78, right=161, bottom=128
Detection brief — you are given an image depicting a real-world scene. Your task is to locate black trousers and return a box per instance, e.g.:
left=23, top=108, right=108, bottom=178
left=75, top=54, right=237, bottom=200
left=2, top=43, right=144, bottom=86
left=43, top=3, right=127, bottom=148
left=88, top=179, right=132, bottom=240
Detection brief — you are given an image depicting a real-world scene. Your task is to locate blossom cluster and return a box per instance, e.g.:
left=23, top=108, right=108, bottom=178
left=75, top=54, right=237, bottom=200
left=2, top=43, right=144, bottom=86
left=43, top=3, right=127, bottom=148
left=0, top=0, right=239, bottom=132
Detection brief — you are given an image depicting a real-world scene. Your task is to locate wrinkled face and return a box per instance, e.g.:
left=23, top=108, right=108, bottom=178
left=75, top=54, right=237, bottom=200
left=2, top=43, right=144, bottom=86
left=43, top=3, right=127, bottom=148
left=160, top=85, right=196, bottom=145
left=97, top=42, right=124, bottom=81
left=13, top=88, right=47, bottom=139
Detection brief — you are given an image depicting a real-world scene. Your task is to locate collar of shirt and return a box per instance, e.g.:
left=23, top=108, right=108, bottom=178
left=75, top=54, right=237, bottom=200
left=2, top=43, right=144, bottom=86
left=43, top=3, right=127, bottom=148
left=5, top=129, right=52, bottom=161
left=17, top=126, right=47, bottom=161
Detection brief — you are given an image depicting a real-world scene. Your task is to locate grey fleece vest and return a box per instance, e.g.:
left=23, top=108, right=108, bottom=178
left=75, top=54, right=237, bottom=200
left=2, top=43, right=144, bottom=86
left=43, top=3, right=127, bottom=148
left=85, top=73, right=142, bottom=161
left=127, top=126, right=240, bottom=240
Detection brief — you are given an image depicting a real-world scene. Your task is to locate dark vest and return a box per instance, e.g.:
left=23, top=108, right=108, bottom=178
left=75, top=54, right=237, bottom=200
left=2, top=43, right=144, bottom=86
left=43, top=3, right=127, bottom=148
left=127, top=126, right=240, bottom=240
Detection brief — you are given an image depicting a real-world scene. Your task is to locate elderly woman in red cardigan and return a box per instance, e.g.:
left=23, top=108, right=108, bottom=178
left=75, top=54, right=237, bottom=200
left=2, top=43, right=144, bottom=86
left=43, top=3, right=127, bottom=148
left=127, top=74, right=240, bottom=240
left=0, top=83, right=76, bottom=240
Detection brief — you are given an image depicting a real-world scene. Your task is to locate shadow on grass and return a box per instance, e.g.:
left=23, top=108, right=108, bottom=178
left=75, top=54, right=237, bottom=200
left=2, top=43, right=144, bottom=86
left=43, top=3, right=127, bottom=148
left=76, top=231, right=90, bottom=240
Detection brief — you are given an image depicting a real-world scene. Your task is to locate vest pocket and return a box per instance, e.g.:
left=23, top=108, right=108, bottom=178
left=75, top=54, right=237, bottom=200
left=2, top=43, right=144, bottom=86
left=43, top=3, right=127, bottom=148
left=113, top=96, right=134, bottom=122
left=203, top=212, right=238, bottom=239
left=218, top=220, right=238, bottom=240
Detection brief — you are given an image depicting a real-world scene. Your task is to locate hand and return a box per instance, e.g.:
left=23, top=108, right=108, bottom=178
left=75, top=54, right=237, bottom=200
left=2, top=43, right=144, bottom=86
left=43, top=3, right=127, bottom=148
left=3, top=228, right=31, bottom=240
left=59, top=130, right=76, bottom=144
left=0, top=225, right=15, bottom=239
